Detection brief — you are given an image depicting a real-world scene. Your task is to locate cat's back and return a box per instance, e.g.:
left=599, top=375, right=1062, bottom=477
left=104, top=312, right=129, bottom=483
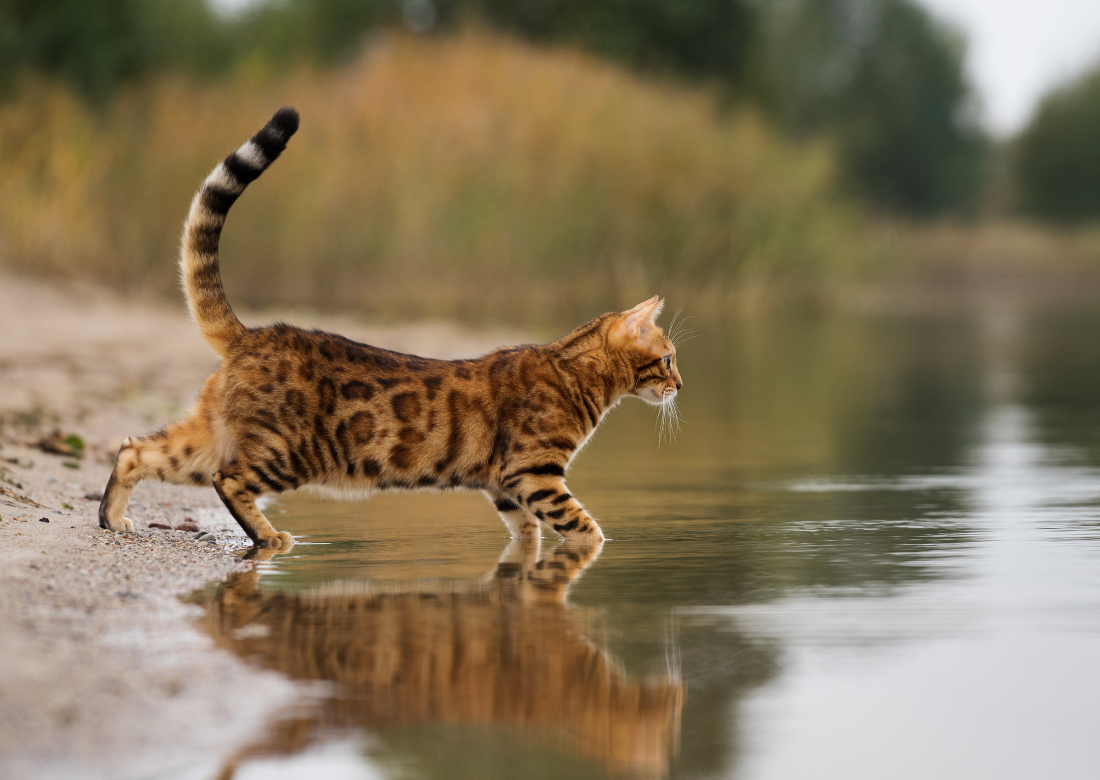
left=222, top=323, right=462, bottom=396
left=216, top=323, right=549, bottom=442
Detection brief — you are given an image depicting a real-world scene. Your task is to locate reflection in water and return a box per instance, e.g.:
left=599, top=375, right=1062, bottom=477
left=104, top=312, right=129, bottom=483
left=200, top=539, right=683, bottom=779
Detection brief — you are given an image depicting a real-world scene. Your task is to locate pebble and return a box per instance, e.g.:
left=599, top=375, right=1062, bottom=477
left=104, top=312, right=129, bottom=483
left=176, top=521, right=201, bottom=533
left=39, top=518, right=49, bottom=523
left=148, top=523, right=172, bottom=530
left=84, top=492, right=103, bottom=501
left=196, top=532, right=217, bottom=543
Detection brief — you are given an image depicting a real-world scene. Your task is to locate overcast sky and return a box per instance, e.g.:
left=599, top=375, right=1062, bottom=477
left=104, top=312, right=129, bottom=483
left=916, top=0, right=1100, bottom=135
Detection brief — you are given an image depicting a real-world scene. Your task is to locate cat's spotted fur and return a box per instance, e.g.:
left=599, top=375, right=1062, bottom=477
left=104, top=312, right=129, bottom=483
left=98, top=108, right=683, bottom=549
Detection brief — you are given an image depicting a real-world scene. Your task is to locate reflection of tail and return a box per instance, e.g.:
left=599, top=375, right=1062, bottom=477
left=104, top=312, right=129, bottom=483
left=203, top=539, right=682, bottom=779
left=180, top=107, right=299, bottom=357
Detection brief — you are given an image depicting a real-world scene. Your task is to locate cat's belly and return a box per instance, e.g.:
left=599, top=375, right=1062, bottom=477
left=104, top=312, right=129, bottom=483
left=299, top=473, right=484, bottom=503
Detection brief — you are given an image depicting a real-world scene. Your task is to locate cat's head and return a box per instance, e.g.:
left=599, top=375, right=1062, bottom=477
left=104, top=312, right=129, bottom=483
left=608, top=296, right=683, bottom=405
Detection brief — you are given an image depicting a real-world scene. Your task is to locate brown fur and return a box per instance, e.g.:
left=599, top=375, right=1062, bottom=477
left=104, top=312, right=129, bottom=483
left=201, top=540, right=682, bottom=778
left=98, top=108, right=683, bottom=548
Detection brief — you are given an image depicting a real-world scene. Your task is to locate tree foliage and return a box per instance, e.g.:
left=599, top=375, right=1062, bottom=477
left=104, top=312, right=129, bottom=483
left=446, top=0, right=759, bottom=83
left=1016, top=64, right=1100, bottom=222
left=0, top=0, right=232, bottom=98
left=752, top=0, right=986, bottom=214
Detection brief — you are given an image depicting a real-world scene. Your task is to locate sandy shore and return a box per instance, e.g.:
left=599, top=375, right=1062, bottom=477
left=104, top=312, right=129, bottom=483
left=0, top=272, right=520, bottom=779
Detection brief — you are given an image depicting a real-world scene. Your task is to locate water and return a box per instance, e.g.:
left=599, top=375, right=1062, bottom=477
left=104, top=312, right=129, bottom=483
left=198, top=308, right=1100, bottom=779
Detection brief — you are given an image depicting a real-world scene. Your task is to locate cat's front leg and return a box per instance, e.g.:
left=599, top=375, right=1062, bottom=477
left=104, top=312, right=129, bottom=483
left=487, top=492, right=542, bottom=540
left=503, top=476, right=605, bottom=542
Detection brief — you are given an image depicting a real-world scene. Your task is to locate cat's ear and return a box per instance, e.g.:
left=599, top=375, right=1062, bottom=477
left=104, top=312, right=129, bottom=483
left=610, top=296, right=664, bottom=348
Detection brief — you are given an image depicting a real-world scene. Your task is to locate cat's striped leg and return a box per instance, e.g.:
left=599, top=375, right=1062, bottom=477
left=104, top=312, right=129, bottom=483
left=487, top=491, right=542, bottom=539
left=212, top=463, right=294, bottom=550
left=503, top=475, right=605, bottom=542
left=99, top=384, right=227, bottom=532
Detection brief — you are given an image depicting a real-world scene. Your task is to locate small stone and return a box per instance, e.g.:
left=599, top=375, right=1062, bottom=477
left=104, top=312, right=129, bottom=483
left=84, top=492, right=103, bottom=501
left=33, top=430, right=82, bottom=458
left=196, top=532, right=216, bottom=542
left=176, top=521, right=200, bottom=533
left=148, top=522, right=172, bottom=530
left=39, top=517, right=49, bottom=523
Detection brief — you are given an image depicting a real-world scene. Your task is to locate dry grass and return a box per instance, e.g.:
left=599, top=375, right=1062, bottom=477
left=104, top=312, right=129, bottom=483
left=0, top=31, right=864, bottom=324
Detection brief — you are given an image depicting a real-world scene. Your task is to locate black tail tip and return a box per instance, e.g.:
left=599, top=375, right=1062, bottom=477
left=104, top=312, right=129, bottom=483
left=268, top=107, right=300, bottom=138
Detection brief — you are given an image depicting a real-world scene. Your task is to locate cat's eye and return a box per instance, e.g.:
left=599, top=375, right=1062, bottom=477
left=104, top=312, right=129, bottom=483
left=663, top=355, right=672, bottom=370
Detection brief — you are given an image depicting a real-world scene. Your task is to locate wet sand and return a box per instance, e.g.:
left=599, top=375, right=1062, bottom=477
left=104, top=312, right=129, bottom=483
left=0, top=272, right=520, bottom=779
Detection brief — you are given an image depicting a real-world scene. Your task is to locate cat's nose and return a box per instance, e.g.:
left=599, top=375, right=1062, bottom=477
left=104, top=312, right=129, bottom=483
left=675, top=380, right=683, bottom=390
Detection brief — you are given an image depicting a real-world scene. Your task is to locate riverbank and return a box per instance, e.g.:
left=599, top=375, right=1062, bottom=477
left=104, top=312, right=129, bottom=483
left=0, top=271, right=520, bottom=779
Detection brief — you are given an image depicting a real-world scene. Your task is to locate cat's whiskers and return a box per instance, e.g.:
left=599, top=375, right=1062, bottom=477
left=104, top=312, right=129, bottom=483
left=667, top=312, right=695, bottom=350
left=655, top=390, right=682, bottom=447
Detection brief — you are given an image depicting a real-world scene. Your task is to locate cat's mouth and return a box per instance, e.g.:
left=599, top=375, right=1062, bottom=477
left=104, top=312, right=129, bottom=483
left=639, top=385, right=677, bottom=405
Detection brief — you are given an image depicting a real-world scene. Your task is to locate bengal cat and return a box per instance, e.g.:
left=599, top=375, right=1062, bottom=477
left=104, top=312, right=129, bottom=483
left=98, top=108, right=683, bottom=549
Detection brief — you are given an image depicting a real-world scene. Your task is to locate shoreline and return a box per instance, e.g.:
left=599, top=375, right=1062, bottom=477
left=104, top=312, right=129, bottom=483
left=0, top=271, right=521, bottom=779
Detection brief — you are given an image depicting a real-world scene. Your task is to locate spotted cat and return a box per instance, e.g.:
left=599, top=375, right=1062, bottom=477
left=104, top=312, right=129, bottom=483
left=98, top=108, right=683, bottom=549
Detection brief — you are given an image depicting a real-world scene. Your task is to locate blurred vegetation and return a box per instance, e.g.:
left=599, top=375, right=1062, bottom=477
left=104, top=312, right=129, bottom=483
left=5, top=0, right=1100, bottom=316
left=1, top=0, right=986, bottom=217
left=0, top=33, right=869, bottom=323
left=1016, top=61, right=1100, bottom=222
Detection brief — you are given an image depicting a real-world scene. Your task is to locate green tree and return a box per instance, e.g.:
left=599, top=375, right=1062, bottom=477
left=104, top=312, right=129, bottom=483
left=235, top=0, right=396, bottom=66
left=0, top=0, right=232, bottom=100
left=752, top=0, right=986, bottom=215
left=448, top=0, right=759, bottom=83
left=1016, top=63, right=1100, bottom=221
left=234, top=0, right=759, bottom=80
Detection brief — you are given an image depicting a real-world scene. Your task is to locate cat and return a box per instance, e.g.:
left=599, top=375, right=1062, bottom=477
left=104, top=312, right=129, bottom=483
left=98, top=107, right=683, bottom=549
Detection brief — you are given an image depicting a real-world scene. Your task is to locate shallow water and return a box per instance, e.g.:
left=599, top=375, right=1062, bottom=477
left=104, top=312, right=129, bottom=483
left=201, top=308, right=1100, bottom=779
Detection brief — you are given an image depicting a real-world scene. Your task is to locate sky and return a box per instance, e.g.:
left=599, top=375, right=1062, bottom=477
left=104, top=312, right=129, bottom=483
left=214, top=0, right=1100, bottom=137
left=915, top=0, right=1100, bottom=135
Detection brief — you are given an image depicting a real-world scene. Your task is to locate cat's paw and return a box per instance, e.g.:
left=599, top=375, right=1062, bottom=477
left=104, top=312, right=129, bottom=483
left=563, top=525, right=605, bottom=544
left=100, top=515, right=135, bottom=533
left=257, top=531, right=295, bottom=552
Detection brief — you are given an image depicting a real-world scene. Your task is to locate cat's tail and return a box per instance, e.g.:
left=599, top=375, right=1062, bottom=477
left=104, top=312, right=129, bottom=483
left=180, top=107, right=300, bottom=357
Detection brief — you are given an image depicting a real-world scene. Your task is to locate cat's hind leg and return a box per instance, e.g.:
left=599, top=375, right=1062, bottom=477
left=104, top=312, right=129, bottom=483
left=99, top=374, right=230, bottom=532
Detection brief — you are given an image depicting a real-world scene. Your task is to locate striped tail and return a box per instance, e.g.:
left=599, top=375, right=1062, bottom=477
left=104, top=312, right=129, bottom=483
left=180, top=107, right=300, bottom=357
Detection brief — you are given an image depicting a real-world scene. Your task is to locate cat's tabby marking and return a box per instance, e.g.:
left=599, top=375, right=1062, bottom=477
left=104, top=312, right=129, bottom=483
left=98, top=108, right=683, bottom=549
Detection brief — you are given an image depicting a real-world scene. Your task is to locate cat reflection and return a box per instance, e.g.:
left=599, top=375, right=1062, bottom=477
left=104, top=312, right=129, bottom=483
left=203, top=537, right=683, bottom=779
